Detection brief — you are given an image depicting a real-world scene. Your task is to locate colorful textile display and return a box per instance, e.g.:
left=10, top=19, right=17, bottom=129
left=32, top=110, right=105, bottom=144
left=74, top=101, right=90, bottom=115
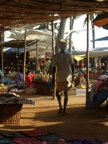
left=0, top=129, right=107, bottom=144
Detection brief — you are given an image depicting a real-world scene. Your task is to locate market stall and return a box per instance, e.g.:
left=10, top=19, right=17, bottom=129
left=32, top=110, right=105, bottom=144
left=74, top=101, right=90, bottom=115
left=4, top=30, right=54, bottom=95
left=33, top=72, right=53, bottom=95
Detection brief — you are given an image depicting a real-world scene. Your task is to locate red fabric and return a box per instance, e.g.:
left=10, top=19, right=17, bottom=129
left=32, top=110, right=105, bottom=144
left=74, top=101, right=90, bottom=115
left=21, top=128, right=48, bottom=137
left=95, top=80, right=104, bottom=92
left=26, top=73, right=35, bottom=87
left=12, top=138, right=41, bottom=144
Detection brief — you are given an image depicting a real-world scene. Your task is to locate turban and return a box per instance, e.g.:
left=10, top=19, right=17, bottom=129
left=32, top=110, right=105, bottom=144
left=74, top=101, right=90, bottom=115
left=58, top=39, right=67, bottom=50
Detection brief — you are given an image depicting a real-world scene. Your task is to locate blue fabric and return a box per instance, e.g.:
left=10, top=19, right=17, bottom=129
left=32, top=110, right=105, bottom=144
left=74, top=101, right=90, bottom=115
left=0, top=77, right=11, bottom=84
left=93, top=89, right=108, bottom=106
left=87, top=89, right=108, bottom=109
left=69, top=138, right=102, bottom=144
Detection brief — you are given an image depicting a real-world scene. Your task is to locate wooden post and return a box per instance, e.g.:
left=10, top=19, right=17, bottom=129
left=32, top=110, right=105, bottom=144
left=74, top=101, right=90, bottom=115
left=51, top=21, right=56, bottom=100
left=35, top=41, right=38, bottom=73
left=1, top=32, right=4, bottom=84
left=86, top=14, right=90, bottom=107
left=23, top=29, right=27, bottom=93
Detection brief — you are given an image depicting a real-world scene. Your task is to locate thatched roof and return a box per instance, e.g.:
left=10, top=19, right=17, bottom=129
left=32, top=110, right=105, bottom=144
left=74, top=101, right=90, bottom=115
left=0, top=0, right=108, bottom=31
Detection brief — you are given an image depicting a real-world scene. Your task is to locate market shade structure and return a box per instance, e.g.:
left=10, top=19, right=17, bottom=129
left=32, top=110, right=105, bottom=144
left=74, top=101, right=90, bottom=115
left=0, top=1, right=108, bottom=31
left=93, top=12, right=108, bottom=27
left=9, top=30, right=53, bottom=94
left=8, top=30, right=53, bottom=59
left=0, top=0, right=108, bottom=103
left=1, top=40, right=38, bottom=48
left=10, top=30, right=52, bottom=41
left=9, top=30, right=52, bottom=48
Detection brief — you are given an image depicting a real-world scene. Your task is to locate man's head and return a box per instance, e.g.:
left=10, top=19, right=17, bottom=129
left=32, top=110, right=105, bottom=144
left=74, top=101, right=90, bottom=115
left=58, top=39, right=67, bottom=50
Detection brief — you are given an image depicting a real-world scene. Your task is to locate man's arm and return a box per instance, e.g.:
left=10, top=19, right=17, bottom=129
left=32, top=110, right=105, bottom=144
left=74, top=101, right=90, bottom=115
left=52, top=67, right=56, bottom=84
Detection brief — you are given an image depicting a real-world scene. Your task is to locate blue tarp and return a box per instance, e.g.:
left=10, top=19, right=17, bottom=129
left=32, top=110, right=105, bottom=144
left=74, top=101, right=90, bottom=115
left=5, top=48, right=24, bottom=53
left=91, top=36, right=108, bottom=42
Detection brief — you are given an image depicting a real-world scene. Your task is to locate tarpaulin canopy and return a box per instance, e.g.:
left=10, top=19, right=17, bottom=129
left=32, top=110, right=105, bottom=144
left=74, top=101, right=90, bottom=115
left=91, top=36, right=108, bottom=42
left=102, top=24, right=108, bottom=30
left=4, top=48, right=24, bottom=53
left=73, top=55, right=85, bottom=61
left=72, top=47, right=108, bottom=58
left=93, top=12, right=108, bottom=27
left=46, top=47, right=108, bottom=59
left=8, top=30, right=52, bottom=48
left=9, top=30, right=52, bottom=41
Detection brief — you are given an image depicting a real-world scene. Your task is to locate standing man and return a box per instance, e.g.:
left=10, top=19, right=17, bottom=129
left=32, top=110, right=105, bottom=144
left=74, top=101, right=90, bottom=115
left=51, top=39, right=75, bottom=116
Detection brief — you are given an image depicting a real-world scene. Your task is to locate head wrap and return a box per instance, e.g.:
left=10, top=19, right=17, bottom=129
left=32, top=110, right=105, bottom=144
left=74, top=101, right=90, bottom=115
left=58, top=39, right=67, bottom=50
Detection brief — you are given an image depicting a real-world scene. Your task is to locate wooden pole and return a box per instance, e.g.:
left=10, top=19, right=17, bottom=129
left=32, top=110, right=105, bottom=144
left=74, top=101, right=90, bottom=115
left=52, top=21, right=55, bottom=56
left=86, top=14, right=90, bottom=107
left=35, top=41, right=38, bottom=73
left=51, top=21, right=56, bottom=100
left=23, top=29, right=27, bottom=93
left=69, top=17, right=72, bottom=54
left=1, top=32, right=4, bottom=84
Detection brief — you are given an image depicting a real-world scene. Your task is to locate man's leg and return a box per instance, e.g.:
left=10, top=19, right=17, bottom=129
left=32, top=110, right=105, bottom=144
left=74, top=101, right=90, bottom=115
left=56, top=90, right=62, bottom=114
left=62, top=90, right=68, bottom=115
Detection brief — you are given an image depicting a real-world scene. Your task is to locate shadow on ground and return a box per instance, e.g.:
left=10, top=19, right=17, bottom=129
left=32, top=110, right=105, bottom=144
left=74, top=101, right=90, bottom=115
left=0, top=93, right=108, bottom=142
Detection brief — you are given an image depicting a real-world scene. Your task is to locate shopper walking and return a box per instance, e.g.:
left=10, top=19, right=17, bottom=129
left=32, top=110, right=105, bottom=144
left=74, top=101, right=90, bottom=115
left=51, top=39, right=75, bottom=116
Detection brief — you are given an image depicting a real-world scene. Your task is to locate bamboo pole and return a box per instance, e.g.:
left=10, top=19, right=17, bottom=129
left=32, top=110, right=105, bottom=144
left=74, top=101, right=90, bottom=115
left=86, top=14, right=90, bottom=107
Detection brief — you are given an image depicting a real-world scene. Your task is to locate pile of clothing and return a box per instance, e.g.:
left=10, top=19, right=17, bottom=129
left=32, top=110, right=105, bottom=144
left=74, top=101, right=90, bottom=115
left=87, top=74, right=108, bottom=108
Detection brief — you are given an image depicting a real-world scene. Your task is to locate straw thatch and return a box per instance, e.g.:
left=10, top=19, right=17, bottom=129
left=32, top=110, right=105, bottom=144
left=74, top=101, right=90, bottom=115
left=0, top=0, right=108, bottom=31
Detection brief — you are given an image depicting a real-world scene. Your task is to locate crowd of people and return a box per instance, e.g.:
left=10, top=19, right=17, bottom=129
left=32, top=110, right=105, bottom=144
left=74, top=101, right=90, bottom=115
left=13, top=57, right=52, bottom=90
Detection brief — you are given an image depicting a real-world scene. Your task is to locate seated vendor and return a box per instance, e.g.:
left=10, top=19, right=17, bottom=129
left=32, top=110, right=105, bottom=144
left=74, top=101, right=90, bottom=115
left=0, top=67, right=13, bottom=85
left=26, top=70, right=35, bottom=87
left=75, top=72, right=86, bottom=88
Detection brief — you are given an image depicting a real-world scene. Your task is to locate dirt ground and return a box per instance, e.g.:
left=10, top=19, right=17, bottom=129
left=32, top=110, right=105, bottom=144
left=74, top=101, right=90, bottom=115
left=0, top=91, right=108, bottom=142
